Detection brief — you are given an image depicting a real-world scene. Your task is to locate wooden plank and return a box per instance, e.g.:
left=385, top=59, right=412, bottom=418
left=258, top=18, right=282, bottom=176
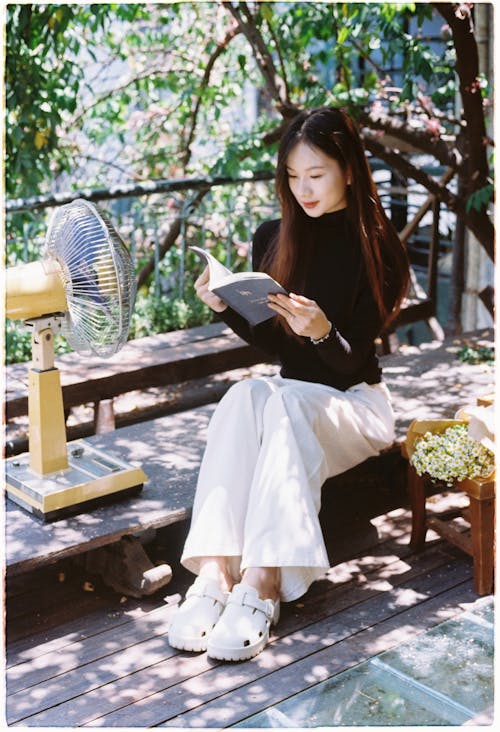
left=4, top=494, right=463, bottom=661
left=7, top=505, right=413, bottom=665
left=7, top=602, right=176, bottom=695
left=5, top=362, right=280, bottom=458
left=5, top=545, right=471, bottom=726
left=7, top=576, right=96, bottom=625
left=59, top=337, right=264, bottom=409
left=392, top=297, right=435, bottom=327
left=6, top=324, right=267, bottom=418
left=427, top=517, right=472, bottom=555
left=4, top=527, right=441, bottom=670
left=171, top=583, right=477, bottom=729
left=5, top=327, right=492, bottom=433
left=4, top=322, right=230, bottom=410
left=6, top=593, right=167, bottom=668
left=4, top=502, right=416, bottom=667
left=5, top=538, right=440, bottom=689
left=88, top=569, right=473, bottom=730
left=8, top=556, right=472, bottom=727
left=6, top=322, right=228, bottom=386
left=5, top=534, right=414, bottom=681
left=5, top=573, right=130, bottom=647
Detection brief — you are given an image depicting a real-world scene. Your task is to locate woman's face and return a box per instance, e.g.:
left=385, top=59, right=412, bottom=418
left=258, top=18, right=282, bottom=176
left=286, top=141, right=349, bottom=218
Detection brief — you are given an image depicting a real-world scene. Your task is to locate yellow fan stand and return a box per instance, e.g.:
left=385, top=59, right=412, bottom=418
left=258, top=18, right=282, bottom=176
left=5, top=255, right=147, bottom=522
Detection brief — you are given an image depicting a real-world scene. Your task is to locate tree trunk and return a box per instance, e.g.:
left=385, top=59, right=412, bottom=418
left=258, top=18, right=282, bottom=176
left=446, top=177, right=466, bottom=336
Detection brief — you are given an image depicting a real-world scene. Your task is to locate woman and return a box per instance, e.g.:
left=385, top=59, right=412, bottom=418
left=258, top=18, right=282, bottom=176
left=168, top=107, right=409, bottom=662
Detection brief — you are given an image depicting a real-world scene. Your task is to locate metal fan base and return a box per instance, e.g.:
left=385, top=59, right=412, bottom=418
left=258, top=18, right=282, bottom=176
left=5, top=439, right=147, bottom=523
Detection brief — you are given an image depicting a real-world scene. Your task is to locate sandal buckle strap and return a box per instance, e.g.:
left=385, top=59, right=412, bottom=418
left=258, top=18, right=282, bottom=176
left=231, top=588, right=276, bottom=621
left=186, top=578, right=228, bottom=607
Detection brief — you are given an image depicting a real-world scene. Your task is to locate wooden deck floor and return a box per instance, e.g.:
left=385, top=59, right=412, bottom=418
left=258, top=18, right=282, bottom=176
left=5, top=493, right=489, bottom=728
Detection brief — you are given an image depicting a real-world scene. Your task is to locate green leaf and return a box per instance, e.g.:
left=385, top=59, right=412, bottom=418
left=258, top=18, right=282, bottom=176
left=260, top=3, right=274, bottom=22
left=466, top=184, right=494, bottom=213
left=337, top=26, right=350, bottom=45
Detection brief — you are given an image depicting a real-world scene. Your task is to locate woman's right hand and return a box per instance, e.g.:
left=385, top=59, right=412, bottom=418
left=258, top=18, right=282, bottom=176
left=194, top=266, right=228, bottom=313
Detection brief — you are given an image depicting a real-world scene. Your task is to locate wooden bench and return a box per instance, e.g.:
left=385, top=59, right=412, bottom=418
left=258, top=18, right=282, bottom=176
left=4, top=322, right=271, bottom=454
left=4, top=284, right=443, bottom=454
left=3, top=328, right=493, bottom=578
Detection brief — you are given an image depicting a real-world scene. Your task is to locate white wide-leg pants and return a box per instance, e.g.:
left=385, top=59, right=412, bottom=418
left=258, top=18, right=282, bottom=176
left=181, top=375, right=395, bottom=602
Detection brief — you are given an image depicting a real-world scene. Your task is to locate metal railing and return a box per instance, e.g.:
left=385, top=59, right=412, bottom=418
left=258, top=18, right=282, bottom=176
left=5, top=166, right=455, bottom=334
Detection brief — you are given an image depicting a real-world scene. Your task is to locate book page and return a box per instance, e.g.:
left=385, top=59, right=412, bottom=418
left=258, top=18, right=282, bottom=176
left=189, top=245, right=286, bottom=325
left=189, top=246, right=232, bottom=288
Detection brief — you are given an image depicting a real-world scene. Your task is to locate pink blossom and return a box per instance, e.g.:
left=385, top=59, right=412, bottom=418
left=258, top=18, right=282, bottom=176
left=237, top=242, right=250, bottom=258
left=424, top=118, right=441, bottom=137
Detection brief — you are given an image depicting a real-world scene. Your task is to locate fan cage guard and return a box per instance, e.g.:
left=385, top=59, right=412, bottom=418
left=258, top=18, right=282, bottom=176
left=43, top=199, right=137, bottom=357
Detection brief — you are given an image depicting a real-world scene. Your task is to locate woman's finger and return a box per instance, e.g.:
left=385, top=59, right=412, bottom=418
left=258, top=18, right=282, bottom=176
left=269, top=293, right=303, bottom=315
left=267, top=301, right=289, bottom=317
left=194, top=266, right=210, bottom=289
left=267, top=296, right=298, bottom=318
left=289, top=292, right=315, bottom=306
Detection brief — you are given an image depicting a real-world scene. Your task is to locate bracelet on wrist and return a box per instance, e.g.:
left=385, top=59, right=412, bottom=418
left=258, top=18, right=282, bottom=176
left=310, top=321, right=332, bottom=345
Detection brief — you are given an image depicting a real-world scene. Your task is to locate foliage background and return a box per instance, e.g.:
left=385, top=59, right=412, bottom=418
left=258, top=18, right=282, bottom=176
left=4, top=2, right=494, bottom=363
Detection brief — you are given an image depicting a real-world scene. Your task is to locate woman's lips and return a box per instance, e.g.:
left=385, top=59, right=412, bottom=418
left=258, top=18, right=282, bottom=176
left=302, top=201, right=318, bottom=210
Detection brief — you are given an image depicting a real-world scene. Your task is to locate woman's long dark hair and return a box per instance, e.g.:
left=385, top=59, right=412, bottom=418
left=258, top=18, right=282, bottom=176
left=262, top=107, right=409, bottom=330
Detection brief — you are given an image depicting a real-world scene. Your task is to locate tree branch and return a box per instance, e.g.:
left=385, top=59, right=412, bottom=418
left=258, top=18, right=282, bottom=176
left=136, top=186, right=210, bottom=289
left=364, top=134, right=493, bottom=259
left=69, top=66, right=190, bottom=127
left=263, top=14, right=291, bottom=102
left=223, top=1, right=298, bottom=118
left=364, top=134, right=459, bottom=204
left=181, top=24, right=242, bottom=168
left=433, top=2, right=490, bottom=188
left=137, top=26, right=245, bottom=282
left=357, top=110, right=463, bottom=172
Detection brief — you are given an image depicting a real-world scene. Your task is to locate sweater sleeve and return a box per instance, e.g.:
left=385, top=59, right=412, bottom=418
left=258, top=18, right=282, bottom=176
left=218, top=220, right=284, bottom=356
left=313, top=266, right=384, bottom=374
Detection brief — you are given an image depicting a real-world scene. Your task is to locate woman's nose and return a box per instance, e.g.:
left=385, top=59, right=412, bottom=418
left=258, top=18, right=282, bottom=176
left=297, top=178, right=311, bottom=196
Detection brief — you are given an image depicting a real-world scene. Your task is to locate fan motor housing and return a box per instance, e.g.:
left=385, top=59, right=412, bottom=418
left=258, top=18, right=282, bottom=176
left=6, top=260, right=67, bottom=320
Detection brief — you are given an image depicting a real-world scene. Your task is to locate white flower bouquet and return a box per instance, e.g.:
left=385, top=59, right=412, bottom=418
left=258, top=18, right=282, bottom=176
left=410, top=423, right=495, bottom=486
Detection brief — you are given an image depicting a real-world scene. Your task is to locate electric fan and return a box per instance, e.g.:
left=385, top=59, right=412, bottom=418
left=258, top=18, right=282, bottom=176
left=5, top=198, right=147, bottom=521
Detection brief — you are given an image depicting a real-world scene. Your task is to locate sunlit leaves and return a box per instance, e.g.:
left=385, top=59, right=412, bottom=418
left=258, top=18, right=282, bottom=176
left=4, top=1, right=465, bottom=200
left=5, top=3, right=148, bottom=197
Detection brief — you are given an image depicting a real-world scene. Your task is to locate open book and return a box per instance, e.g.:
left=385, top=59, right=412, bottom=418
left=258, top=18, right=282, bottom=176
left=189, top=246, right=286, bottom=326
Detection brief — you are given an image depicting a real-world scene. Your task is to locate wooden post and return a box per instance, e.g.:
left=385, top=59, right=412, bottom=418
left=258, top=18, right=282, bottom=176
left=94, top=399, right=116, bottom=434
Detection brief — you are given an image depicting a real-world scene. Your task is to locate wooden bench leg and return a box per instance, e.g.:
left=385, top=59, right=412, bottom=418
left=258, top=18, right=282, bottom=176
left=469, top=496, right=495, bottom=595
left=407, top=464, right=427, bottom=550
left=94, top=398, right=116, bottom=434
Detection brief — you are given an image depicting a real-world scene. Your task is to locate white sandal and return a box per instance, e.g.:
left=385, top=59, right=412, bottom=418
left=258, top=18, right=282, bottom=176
left=168, top=576, right=229, bottom=652
left=207, top=582, right=280, bottom=661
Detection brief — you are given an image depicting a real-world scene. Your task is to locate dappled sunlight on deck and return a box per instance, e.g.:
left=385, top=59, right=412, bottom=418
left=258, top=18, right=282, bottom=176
left=6, top=505, right=490, bottom=727
left=4, top=329, right=494, bottom=726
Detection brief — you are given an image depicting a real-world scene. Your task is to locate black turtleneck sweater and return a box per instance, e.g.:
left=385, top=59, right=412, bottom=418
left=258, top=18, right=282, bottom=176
left=220, top=209, right=391, bottom=391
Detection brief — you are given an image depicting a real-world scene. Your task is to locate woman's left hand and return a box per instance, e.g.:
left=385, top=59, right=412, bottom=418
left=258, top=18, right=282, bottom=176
left=267, top=292, right=331, bottom=341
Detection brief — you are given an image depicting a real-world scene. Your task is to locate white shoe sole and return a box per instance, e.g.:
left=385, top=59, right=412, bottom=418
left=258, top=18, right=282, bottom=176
left=168, top=631, right=209, bottom=653
left=207, top=633, right=269, bottom=661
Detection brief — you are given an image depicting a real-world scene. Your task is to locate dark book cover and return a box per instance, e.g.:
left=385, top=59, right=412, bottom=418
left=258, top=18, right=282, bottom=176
left=190, top=246, right=286, bottom=325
